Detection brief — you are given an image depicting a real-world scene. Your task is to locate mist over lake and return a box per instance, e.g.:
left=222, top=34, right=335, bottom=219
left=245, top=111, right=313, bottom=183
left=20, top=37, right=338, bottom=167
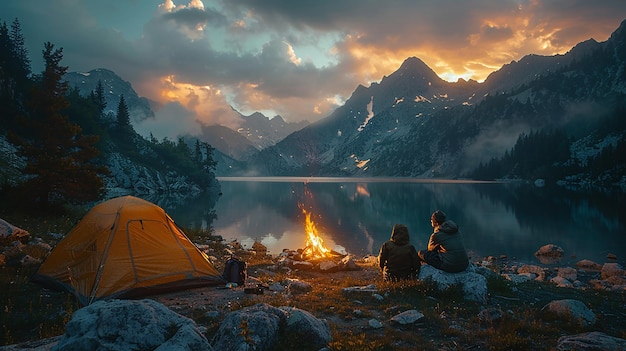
left=169, top=177, right=625, bottom=266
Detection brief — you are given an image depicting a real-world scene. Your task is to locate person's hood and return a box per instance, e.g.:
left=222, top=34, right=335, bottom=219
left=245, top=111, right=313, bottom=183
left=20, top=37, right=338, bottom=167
left=391, top=224, right=410, bottom=245
left=437, top=220, right=459, bottom=234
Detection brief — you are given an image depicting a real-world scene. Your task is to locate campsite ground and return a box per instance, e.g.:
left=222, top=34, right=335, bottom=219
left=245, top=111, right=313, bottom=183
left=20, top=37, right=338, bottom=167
left=1, top=213, right=626, bottom=350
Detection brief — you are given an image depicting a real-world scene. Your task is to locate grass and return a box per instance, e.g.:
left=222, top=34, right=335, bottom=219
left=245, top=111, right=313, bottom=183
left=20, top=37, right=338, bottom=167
left=229, top=260, right=625, bottom=351
left=0, top=212, right=82, bottom=346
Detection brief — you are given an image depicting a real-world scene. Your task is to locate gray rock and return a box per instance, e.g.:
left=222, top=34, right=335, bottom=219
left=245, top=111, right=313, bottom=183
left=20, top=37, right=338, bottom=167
left=390, top=310, right=424, bottom=325
left=53, top=299, right=210, bottom=351
left=280, top=306, right=332, bottom=348
left=211, top=303, right=331, bottom=351
left=368, top=319, right=383, bottom=329
left=286, top=278, right=313, bottom=293
left=541, top=299, right=596, bottom=327
left=418, top=264, right=488, bottom=303
left=211, top=303, right=284, bottom=351
left=339, top=255, right=359, bottom=270
left=557, top=332, right=626, bottom=350
left=268, top=282, right=286, bottom=292
left=342, top=284, right=378, bottom=297
left=502, top=273, right=534, bottom=284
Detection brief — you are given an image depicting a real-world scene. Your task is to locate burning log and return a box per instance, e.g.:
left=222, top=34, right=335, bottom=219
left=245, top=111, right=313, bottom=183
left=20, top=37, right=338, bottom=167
left=276, top=205, right=358, bottom=272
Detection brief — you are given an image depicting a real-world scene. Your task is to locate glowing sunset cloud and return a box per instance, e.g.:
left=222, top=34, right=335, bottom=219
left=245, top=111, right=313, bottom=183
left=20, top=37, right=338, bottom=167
left=1, top=0, right=623, bottom=138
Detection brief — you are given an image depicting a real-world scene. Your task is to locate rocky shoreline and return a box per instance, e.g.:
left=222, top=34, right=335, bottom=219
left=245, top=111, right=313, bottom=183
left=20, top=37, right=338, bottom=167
left=1, top=223, right=625, bottom=350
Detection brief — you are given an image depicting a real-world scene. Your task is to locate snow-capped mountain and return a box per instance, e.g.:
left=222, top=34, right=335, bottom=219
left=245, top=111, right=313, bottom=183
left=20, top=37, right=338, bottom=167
left=239, top=19, right=626, bottom=182
left=64, top=70, right=308, bottom=163
left=236, top=112, right=309, bottom=150
left=64, top=68, right=154, bottom=123
left=197, top=112, right=309, bottom=161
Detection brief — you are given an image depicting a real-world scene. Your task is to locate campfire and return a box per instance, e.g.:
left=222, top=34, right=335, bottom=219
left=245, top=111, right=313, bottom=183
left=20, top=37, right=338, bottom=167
left=300, top=207, right=332, bottom=260
left=275, top=205, right=357, bottom=272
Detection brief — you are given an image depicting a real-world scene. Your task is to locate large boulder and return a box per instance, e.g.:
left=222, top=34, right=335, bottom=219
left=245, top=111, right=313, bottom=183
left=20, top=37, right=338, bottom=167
left=211, top=304, right=284, bottom=351
left=541, top=299, right=596, bottom=327
left=601, top=262, right=625, bottom=279
left=557, top=332, right=626, bottom=350
left=534, top=244, right=564, bottom=264
left=279, top=306, right=332, bottom=348
left=53, top=299, right=210, bottom=351
left=418, top=264, right=487, bottom=303
left=0, top=218, right=30, bottom=244
left=211, top=303, right=331, bottom=351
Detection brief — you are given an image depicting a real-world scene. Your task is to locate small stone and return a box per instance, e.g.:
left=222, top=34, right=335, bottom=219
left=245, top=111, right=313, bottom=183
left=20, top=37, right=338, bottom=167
left=557, top=267, right=577, bottom=281
left=550, top=276, right=573, bottom=288
left=368, top=319, right=383, bottom=329
left=286, top=278, right=312, bottom=293
left=390, top=310, right=424, bottom=325
left=478, top=308, right=504, bottom=323
left=518, top=265, right=546, bottom=281
left=576, top=259, right=602, bottom=271
left=502, top=273, right=533, bottom=284
left=319, top=260, right=338, bottom=271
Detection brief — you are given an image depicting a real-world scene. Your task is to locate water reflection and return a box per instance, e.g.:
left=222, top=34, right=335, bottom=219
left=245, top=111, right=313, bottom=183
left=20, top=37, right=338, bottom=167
left=175, top=178, right=626, bottom=266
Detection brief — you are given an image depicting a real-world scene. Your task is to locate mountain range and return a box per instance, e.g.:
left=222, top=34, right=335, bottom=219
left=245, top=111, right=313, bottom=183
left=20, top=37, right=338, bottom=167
left=64, top=69, right=308, bottom=173
left=65, top=19, right=626, bottom=188
left=240, top=19, right=625, bottom=183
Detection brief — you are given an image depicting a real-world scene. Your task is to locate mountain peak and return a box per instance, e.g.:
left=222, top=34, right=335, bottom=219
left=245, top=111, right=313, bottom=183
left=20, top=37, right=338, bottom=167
left=609, top=18, right=626, bottom=49
left=399, top=56, right=429, bottom=71
left=378, top=56, right=445, bottom=91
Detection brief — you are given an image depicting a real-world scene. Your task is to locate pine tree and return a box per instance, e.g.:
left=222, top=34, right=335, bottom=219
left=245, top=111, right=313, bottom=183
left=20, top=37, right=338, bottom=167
left=194, top=139, right=202, bottom=164
left=88, top=80, right=106, bottom=115
left=0, top=18, right=31, bottom=132
left=202, top=142, right=217, bottom=172
left=9, top=42, right=106, bottom=207
left=116, top=94, right=131, bottom=130
left=9, top=18, right=30, bottom=81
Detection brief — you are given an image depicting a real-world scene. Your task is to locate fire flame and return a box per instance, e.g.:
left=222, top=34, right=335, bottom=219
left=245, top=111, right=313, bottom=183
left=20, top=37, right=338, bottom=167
left=301, top=207, right=331, bottom=259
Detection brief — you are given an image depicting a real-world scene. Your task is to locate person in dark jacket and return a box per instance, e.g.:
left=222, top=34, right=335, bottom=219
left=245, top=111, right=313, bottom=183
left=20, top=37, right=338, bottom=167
left=378, top=224, right=420, bottom=281
left=418, top=210, right=469, bottom=273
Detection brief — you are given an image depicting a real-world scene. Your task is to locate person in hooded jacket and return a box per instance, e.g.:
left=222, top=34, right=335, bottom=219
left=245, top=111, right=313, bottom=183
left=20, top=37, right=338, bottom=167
left=378, top=224, right=420, bottom=281
left=418, top=210, right=469, bottom=273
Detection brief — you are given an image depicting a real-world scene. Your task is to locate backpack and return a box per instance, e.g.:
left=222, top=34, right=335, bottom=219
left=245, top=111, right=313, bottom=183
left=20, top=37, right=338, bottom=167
left=222, top=257, right=246, bottom=285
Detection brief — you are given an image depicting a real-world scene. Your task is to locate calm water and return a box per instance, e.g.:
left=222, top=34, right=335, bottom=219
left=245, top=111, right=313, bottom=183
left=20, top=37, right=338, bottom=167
left=169, top=177, right=626, bottom=266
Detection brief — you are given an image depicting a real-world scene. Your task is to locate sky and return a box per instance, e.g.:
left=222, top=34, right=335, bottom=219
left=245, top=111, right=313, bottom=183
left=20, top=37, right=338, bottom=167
left=1, top=0, right=625, bottom=139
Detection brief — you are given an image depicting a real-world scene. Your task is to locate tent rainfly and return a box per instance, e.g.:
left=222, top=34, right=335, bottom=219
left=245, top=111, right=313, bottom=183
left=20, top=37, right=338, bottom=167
left=31, top=196, right=225, bottom=305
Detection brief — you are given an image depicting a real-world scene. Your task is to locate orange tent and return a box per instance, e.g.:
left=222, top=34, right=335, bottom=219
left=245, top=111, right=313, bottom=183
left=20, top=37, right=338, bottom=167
left=32, top=196, right=225, bottom=305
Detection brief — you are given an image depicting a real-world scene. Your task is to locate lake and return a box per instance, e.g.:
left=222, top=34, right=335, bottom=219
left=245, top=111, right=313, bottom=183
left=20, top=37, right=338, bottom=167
left=169, top=177, right=626, bottom=266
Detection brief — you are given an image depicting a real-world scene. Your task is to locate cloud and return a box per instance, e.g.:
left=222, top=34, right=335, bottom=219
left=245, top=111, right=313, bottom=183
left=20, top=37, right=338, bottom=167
left=134, top=101, right=199, bottom=140
left=1, top=0, right=624, bottom=140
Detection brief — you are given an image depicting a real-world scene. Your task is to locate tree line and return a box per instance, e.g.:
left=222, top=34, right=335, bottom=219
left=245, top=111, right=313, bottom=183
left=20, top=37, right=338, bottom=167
left=0, top=18, right=216, bottom=211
